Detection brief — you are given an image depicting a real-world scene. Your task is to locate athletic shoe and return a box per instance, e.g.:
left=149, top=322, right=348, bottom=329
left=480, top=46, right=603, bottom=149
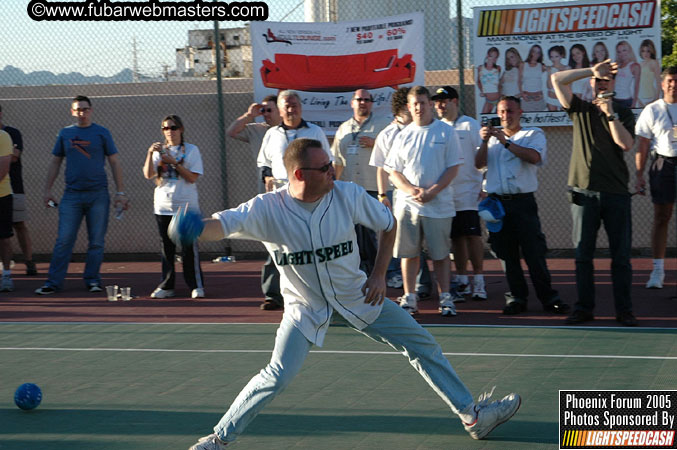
left=88, top=283, right=103, bottom=293
left=646, top=269, right=664, bottom=289
left=387, top=274, right=403, bottom=289
left=189, top=433, right=228, bottom=450
left=463, top=387, right=521, bottom=440
left=398, top=293, right=419, bottom=315
left=0, top=260, right=15, bottom=270
left=450, top=288, right=466, bottom=303
left=456, top=281, right=471, bottom=296
left=150, top=288, right=175, bottom=299
left=0, top=275, right=13, bottom=292
left=471, top=277, right=487, bottom=300
left=35, top=285, right=56, bottom=295
left=439, top=292, right=457, bottom=316
left=191, top=288, right=205, bottom=299
left=25, top=261, right=37, bottom=276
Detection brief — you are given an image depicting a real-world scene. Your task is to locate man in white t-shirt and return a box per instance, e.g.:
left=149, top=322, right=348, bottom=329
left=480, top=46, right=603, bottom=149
left=432, top=86, right=487, bottom=300
left=255, top=90, right=331, bottom=310
left=384, top=86, right=462, bottom=317
left=635, top=67, right=677, bottom=289
left=226, top=95, right=281, bottom=194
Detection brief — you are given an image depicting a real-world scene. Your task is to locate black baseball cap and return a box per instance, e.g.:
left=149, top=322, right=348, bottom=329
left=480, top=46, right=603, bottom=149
left=431, top=86, right=458, bottom=101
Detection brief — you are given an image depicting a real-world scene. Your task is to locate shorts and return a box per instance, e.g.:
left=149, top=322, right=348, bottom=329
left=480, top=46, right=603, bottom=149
left=0, top=195, right=14, bottom=239
left=450, top=210, right=482, bottom=238
left=12, top=193, right=27, bottom=223
left=394, top=208, right=451, bottom=260
left=649, top=156, right=676, bottom=204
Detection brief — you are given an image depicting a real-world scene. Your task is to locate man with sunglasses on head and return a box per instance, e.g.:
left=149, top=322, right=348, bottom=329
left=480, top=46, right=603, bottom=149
left=184, top=138, right=521, bottom=449
left=255, top=90, right=331, bottom=311
left=226, top=95, right=281, bottom=193
left=35, top=95, right=129, bottom=295
left=332, top=89, right=391, bottom=275
left=552, top=60, right=637, bottom=326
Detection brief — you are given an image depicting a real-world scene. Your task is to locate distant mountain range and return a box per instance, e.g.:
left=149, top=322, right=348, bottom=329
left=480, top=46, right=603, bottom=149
left=0, top=65, right=157, bottom=86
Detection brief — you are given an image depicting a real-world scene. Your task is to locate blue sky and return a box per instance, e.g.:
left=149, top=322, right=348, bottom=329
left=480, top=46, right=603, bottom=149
left=2, top=0, right=305, bottom=77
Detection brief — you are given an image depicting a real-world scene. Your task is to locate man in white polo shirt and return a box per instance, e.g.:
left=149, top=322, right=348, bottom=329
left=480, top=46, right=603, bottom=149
left=332, top=89, right=390, bottom=275
left=476, top=95, right=569, bottom=316
left=635, top=67, right=677, bottom=289
left=255, top=90, right=331, bottom=310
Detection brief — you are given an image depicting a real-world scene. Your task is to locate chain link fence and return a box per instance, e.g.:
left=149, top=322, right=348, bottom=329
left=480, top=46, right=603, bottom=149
left=0, top=0, right=671, bottom=260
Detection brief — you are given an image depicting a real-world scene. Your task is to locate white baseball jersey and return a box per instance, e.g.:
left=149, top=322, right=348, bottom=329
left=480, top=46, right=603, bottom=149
left=212, top=181, right=394, bottom=346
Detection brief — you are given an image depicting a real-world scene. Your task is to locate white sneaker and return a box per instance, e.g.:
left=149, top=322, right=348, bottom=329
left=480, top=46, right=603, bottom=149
left=0, top=275, right=14, bottom=292
left=463, top=387, right=521, bottom=440
left=387, top=274, right=403, bottom=289
left=472, top=277, right=487, bottom=300
left=150, top=288, right=175, bottom=299
left=189, top=433, right=228, bottom=450
left=646, top=269, right=664, bottom=289
left=0, top=260, right=15, bottom=271
left=398, top=293, right=419, bottom=315
left=191, top=288, right=205, bottom=299
left=439, top=292, right=457, bottom=316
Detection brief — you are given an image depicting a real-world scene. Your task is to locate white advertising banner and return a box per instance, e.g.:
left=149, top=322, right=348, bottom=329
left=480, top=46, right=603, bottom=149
left=252, top=12, right=424, bottom=135
left=472, top=0, right=661, bottom=126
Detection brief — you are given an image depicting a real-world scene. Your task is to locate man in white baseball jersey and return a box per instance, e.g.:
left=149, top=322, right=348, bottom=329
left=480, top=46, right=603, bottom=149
left=635, top=67, right=677, bottom=289
left=255, top=90, right=331, bottom=310
left=332, top=88, right=391, bottom=275
left=185, top=138, right=520, bottom=449
left=432, top=86, right=487, bottom=300
left=384, top=86, right=462, bottom=317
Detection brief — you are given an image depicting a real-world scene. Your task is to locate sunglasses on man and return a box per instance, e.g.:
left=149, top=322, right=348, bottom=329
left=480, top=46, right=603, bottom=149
left=301, top=162, right=332, bottom=172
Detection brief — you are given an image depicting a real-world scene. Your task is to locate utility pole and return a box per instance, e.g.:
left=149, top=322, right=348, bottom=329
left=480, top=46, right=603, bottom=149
left=132, top=36, right=140, bottom=82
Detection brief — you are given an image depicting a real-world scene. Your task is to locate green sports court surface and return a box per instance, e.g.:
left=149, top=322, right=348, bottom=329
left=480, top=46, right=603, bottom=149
left=2, top=323, right=676, bottom=449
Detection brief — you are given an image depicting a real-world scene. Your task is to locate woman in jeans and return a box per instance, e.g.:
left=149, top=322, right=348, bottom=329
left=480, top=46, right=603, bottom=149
left=142, top=115, right=205, bottom=299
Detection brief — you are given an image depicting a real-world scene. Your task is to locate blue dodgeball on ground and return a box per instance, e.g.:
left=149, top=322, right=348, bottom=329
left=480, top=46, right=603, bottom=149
left=14, top=383, right=42, bottom=410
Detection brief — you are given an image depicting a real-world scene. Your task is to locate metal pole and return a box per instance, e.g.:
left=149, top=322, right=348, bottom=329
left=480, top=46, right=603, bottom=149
left=456, top=0, right=465, bottom=114
left=213, top=16, right=232, bottom=255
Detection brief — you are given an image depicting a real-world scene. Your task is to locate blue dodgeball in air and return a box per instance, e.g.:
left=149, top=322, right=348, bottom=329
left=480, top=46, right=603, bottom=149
left=14, top=383, right=42, bottom=410
left=177, top=209, right=205, bottom=245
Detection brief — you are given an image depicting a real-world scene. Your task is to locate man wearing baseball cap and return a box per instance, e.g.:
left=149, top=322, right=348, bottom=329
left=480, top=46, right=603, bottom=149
left=431, top=86, right=487, bottom=300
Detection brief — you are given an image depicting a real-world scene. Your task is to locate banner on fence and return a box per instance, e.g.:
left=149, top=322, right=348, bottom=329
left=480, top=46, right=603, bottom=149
left=251, top=12, right=424, bottom=135
left=472, top=0, right=660, bottom=126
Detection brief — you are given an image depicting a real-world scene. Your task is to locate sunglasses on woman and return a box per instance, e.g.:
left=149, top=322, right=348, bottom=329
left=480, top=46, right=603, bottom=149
left=162, top=125, right=180, bottom=131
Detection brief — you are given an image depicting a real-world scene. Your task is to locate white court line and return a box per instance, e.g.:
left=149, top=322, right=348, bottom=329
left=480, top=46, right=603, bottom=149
left=1, top=347, right=676, bottom=361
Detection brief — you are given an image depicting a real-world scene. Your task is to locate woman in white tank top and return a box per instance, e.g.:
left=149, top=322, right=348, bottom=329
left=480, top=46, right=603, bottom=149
left=500, top=47, right=523, bottom=98
left=520, top=45, right=546, bottom=112
left=614, top=40, right=641, bottom=108
left=546, top=45, right=568, bottom=111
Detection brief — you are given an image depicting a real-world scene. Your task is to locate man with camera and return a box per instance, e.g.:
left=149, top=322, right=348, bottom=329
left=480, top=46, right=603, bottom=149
left=551, top=59, right=637, bottom=326
left=475, top=96, right=567, bottom=316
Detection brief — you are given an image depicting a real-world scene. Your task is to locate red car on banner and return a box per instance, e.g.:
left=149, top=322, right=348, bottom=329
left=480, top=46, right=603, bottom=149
left=260, top=49, right=416, bottom=92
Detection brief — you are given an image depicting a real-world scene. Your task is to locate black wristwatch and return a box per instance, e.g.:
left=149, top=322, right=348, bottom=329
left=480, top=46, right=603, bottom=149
left=504, top=140, right=512, bottom=149
left=607, top=114, right=617, bottom=122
